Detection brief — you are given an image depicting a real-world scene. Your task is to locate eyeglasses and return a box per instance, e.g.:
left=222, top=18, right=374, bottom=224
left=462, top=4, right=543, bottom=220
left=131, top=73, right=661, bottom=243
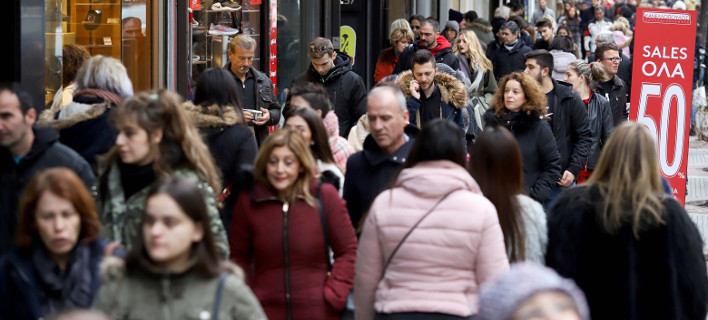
left=412, top=26, right=420, bottom=29
left=601, top=57, right=622, bottom=62
left=309, top=45, right=331, bottom=53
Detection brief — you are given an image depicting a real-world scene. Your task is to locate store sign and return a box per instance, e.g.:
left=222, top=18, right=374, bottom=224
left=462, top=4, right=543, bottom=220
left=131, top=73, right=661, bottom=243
left=340, top=25, right=356, bottom=65
left=629, top=8, right=696, bottom=205
left=269, top=0, right=277, bottom=91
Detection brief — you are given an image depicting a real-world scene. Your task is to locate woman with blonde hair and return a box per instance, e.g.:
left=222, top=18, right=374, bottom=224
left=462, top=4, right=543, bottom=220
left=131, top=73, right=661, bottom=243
left=483, top=72, right=561, bottom=203
left=564, top=60, right=613, bottom=183
left=546, top=122, right=708, bottom=319
left=454, top=30, right=498, bottom=130
left=98, top=90, right=230, bottom=258
left=374, top=27, right=415, bottom=83
left=229, top=129, right=357, bottom=319
left=612, top=16, right=632, bottom=58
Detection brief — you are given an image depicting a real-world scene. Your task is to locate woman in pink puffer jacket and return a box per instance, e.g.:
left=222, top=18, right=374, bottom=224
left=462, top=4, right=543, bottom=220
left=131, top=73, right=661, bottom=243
left=354, top=119, right=509, bottom=320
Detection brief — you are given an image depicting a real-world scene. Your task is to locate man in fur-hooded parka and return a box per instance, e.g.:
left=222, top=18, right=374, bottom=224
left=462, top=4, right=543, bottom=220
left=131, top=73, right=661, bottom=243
left=395, top=50, right=468, bottom=132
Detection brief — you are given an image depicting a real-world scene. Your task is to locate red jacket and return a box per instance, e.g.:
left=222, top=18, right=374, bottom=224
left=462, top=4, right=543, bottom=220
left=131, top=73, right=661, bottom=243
left=230, top=179, right=357, bottom=320
left=374, top=47, right=399, bottom=83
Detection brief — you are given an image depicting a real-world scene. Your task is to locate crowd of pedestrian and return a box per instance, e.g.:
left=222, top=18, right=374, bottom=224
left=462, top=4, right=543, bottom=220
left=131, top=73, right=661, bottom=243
left=1, top=1, right=708, bottom=318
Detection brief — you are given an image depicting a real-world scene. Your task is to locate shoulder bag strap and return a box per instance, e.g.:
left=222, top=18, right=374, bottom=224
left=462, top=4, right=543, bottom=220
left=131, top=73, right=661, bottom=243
left=211, top=272, right=228, bottom=320
left=381, top=190, right=457, bottom=277
left=315, top=182, right=333, bottom=272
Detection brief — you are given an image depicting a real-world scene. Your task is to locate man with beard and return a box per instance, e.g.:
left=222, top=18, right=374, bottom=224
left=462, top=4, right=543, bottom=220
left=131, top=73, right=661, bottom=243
left=225, top=35, right=281, bottom=146
left=524, top=50, right=592, bottom=206
left=395, top=50, right=467, bottom=131
left=488, top=21, right=532, bottom=81
left=0, top=83, right=94, bottom=255
left=392, top=18, right=459, bottom=74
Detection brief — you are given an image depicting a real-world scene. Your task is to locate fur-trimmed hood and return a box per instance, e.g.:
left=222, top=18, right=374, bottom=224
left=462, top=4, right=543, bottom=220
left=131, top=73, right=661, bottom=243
left=99, top=255, right=245, bottom=283
left=395, top=70, right=468, bottom=110
left=182, top=101, right=244, bottom=128
left=468, top=20, right=493, bottom=32
left=36, top=101, right=110, bottom=130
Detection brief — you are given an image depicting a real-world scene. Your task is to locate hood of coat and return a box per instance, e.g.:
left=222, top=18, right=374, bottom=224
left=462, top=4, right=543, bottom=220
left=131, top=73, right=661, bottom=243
left=183, top=101, right=244, bottom=128
left=427, top=35, right=452, bottom=56
left=395, top=160, right=482, bottom=198
left=395, top=70, right=468, bottom=110
left=36, top=101, right=110, bottom=131
left=306, top=51, right=354, bottom=84
left=468, top=19, right=493, bottom=32
left=99, top=255, right=245, bottom=283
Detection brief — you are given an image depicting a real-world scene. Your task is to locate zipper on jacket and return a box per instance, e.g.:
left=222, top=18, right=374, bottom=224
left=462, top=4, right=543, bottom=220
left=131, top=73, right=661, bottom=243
left=161, top=274, right=171, bottom=320
left=282, top=202, right=293, bottom=320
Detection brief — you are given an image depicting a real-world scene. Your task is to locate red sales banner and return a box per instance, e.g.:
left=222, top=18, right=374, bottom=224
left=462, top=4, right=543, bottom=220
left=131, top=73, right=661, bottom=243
left=629, top=8, right=696, bottom=205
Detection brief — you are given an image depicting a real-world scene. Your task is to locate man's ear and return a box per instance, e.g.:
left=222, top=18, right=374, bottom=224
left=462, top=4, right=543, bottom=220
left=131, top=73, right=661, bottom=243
left=543, top=67, right=550, bottom=78
left=24, top=108, right=37, bottom=126
left=331, top=51, right=337, bottom=60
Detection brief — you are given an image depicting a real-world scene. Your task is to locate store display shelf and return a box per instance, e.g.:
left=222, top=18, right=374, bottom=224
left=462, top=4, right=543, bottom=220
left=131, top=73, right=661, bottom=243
left=78, top=44, right=121, bottom=48
left=242, top=10, right=259, bottom=13
left=75, top=3, right=123, bottom=5
left=204, top=9, right=242, bottom=13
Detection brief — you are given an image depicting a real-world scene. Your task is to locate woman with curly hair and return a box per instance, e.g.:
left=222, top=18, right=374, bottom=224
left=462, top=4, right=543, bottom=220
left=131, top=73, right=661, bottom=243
left=453, top=30, right=498, bottom=130
left=483, top=72, right=561, bottom=203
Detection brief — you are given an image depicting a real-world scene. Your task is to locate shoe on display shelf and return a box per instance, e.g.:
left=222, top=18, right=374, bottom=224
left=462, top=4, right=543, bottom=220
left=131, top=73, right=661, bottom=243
left=192, top=55, right=201, bottom=62
left=220, top=0, right=241, bottom=10
left=211, top=2, right=239, bottom=11
left=209, top=24, right=239, bottom=35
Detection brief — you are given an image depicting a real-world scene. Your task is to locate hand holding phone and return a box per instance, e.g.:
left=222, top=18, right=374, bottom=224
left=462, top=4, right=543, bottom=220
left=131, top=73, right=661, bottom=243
left=409, top=80, right=421, bottom=100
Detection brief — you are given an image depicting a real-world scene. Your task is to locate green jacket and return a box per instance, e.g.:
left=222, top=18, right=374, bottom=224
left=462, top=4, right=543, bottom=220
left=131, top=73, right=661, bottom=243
left=94, top=257, right=266, bottom=320
left=99, top=163, right=230, bottom=258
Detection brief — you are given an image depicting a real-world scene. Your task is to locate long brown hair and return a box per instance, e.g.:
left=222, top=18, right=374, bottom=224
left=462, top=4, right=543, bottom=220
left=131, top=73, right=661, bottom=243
left=126, top=176, right=221, bottom=277
left=253, top=129, right=316, bottom=205
left=16, top=168, right=101, bottom=249
left=586, top=122, right=665, bottom=238
left=490, top=72, right=548, bottom=118
left=469, top=126, right=526, bottom=262
left=106, top=90, right=221, bottom=194
left=285, top=107, right=336, bottom=164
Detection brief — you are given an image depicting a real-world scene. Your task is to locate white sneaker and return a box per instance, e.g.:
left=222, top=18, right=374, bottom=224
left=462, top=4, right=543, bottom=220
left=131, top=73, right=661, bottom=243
left=211, top=2, right=238, bottom=11
left=209, top=24, right=238, bottom=35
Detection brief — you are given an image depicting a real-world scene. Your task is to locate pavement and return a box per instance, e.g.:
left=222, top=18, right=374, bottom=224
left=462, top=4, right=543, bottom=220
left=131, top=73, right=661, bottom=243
left=685, top=136, right=708, bottom=243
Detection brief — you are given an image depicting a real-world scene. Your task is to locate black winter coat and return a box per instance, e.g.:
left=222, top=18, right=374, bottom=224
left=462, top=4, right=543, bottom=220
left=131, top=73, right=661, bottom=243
left=343, top=125, right=419, bottom=229
left=586, top=92, right=614, bottom=170
left=224, top=64, right=281, bottom=146
left=589, top=52, right=632, bottom=99
left=546, top=185, right=708, bottom=320
left=487, top=40, right=532, bottom=81
left=185, top=103, right=257, bottom=233
left=0, top=240, right=106, bottom=320
left=0, top=127, right=95, bottom=255
left=391, top=37, right=460, bottom=75
left=292, top=52, right=367, bottom=137
left=596, top=75, right=629, bottom=126
left=548, top=80, right=593, bottom=177
left=484, top=110, right=561, bottom=202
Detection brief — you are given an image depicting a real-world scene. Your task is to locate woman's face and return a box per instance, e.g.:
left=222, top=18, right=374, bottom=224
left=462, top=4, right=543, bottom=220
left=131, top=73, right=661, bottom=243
left=395, top=39, right=411, bottom=53
left=564, top=68, right=583, bottom=92
left=512, top=291, right=581, bottom=320
left=285, top=116, right=312, bottom=146
left=115, top=120, right=161, bottom=165
left=266, top=145, right=301, bottom=194
left=35, top=191, right=81, bottom=261
left=568, top=6, right=577, bottom=17
left=457, top=37, right=469, bottom=54
left=504, top=79, right=526, bottom=112
left=144, top=193, right=203, bottom=271
left=557, top=29, right=569, bottom=37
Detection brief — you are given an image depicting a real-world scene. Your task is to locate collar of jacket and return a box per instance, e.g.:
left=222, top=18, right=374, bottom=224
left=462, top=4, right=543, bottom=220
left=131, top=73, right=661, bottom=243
left=610, top=75, right=625, bottom=87
left=503, top=39, right=526, bottom=53
left=551, top=78, right=579, bottom=101
left=36, top=102, right=110, bottom=131
left=182, top=101, right=244, bottom=128
left=395, top=70, right=468, bottom=110
left=483, top=108, right=541, bottom=132
left=361, top=125, right=419, bottom=167
left=306, top=52, right=353, bottom=84
left=249, top=178, right=319, bottom=203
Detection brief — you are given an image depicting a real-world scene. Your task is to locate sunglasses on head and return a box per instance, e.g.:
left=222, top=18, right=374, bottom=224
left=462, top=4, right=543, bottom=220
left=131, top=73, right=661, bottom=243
left=310, top=45, right=331, bottom=53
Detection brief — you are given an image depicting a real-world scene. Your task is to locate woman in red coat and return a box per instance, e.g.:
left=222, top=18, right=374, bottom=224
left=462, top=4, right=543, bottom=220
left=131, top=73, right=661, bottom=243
left=374, top=27, right=415, bottom=83
left=229, top=129, right=358, bottom=319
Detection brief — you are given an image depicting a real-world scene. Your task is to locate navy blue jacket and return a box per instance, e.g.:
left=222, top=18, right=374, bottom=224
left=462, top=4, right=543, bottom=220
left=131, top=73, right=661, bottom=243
left=0, top=239, right=106, bottom=320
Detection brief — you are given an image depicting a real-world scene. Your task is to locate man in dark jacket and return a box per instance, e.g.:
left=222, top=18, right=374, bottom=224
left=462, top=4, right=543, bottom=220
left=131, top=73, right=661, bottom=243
left=524, top=50, right=592, bottom=204
left=488, top=21, right=532, bottom=81
left=225, top=35, right=281, bottom=146
left=392, top=18, right=460, bottom=75
left=343, top=85, right=419, bottom=229
left=0, top=83, right=94, bottom=255
left=292, top=37, right=367, bottom=137
left=590, top=31, right=632, bottom=100
left=595, top=42, right=629, bottom=126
